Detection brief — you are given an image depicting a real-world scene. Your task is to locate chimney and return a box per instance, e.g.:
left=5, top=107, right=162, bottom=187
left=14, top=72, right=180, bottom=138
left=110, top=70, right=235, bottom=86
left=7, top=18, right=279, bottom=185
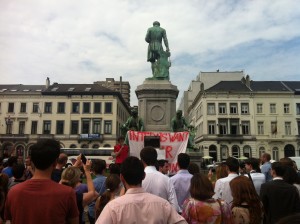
left=120, top=76, right=123, bottom=95
left=245, top=75, right=250, bottom=88
left=46, top=77, right=50, bottom=88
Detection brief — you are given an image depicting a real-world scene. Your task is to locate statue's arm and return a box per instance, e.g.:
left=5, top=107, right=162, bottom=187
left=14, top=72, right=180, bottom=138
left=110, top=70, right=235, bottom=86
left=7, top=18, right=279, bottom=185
left=145, top=29, right=151, bottom=43
left=162, top=29, right=169, bottom=51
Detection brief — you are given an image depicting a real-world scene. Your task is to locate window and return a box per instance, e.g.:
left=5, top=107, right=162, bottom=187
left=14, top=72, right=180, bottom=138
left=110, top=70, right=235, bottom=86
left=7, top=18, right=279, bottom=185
left=94, top=102, right=102, bottom=113
left=257, top=104, right=263, bottom=114
left=297, top=103, right=300, bottom=115
left=258, top=122, right=264, bottom=135
left=270, top=103, right=276, bottom=114
left=93, top=119, right=102, bottom=134
left=272, top=147, right=279, bottom=161
left=82, top=119, right=90, bottom=134
left=57, top=102, right=65, bottom=113
left=105, top=102, right=112, bottom=113
left=232, top=145, right=240, bottom=158
left=285, top=122, right=291, bottom=135
left=207, top=103, right=215, bottom=115
left=271, top=122, right=277, bottom=134
left=0, top=102, right=1, bottom=113
left=31, top=121, right=38, bottom=134
left=241, top=121, right=250, bottom=135
left=104, top=121, right=112, bottom=134
left=56, top=120, right=64, bottom=134
left=8, top=103, right=14, bottom=113
left=243, top=145, right=251, bottom=158
left=6, top=118, right=13, bottom=134
left=71, top=121, right=79, bottom=135
left=230, top=103, right=238, bottom=114
left=18, top=121, right=25, bottom=134
left=43, top=121, right=51, bottom=134
left=259, top=147, right=265, bottom=157
left=208, top=121, right=216, bottom=134
left=83, top=103, right=90, bottom=113
left=283, top=104, right=290, bottom=114
left=20, top=103, right=26, bottom=113
left=218, top=103, right=226, bottom=114
left=44, top=102, right=52, bottom=113
left=219, top=120, right=227, bottom=134
left=72, top=102, right=80, bottom=113
left=298, top=121, right=300, bottom=135
left=230, top=119, right=239, bottom=135
left=32, top=103, right=39, bottom=113
left=241, top=103, right=249, bottom=114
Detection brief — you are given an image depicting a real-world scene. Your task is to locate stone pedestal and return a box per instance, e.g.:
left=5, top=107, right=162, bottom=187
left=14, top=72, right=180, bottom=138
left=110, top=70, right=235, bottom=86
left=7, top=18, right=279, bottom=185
left=135, top=80, right=179, bottom=132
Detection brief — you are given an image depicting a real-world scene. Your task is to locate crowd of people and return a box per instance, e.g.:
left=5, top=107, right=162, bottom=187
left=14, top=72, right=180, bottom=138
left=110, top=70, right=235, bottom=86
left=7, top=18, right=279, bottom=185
left=0, top=139, right=300, bottom=224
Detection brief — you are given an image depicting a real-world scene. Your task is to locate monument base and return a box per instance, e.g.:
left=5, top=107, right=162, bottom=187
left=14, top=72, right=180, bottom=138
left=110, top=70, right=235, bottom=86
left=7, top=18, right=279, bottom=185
left=135, top=79, right=179, bottom=132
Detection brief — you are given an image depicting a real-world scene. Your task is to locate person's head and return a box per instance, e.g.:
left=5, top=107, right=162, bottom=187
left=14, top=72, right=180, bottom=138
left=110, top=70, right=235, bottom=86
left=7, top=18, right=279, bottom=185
left=282, top=165, right=300, bottom=185
left=230, top=176, right=262, bottom=223
left=188, top=162, right=200, bottom=175
left=57, top=153, right=68, bottom=166
left=177, top=153, right=190, bottom=169
left=109, top=163, right=120, bottom=175
left=117, top=136, right=125, bottom=145
left=61, top=166, right=82, bottom=188
left=12, top=163, right=25, bottom=179
left=261, top=153, right=271, bottom=163
left=176, top=110, right=182, bottom=119
left=245, top=158, right=260, bottom=172
left=140, top=146, right=157, bottom=166
left=225, top=157, right=239, bottom=173
left=153, top=21, right=160, bottom=26
left=215, top=163, right=228, bottom=179
left=279, top=157, right=294, bottom=167
left=92, top=159, right=106, bottom=175
left=30, top=139, right=60, bottom=170
left=190, top=173, right=214, bottom=201
left=120, top=156, right=145, bottom=186
left=7, top=156, right=18, bottom=167
left=271, top=162, right=286, bottom=177
left=158, top=159, right=169, bottom=175
left=105, top=174, right=121, bottom=193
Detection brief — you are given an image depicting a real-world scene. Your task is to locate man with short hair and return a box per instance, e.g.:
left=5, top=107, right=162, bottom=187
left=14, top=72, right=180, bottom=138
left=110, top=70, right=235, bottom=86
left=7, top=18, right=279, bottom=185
left=170, top=153, right=193, bottom=212
left=51, top=152, right=68, bottom=182
left=157, top=159, right=170, bottom=175
left=261, top=153, right=272, bottom=182
left=96, top=156, right=186, bottom=224
left=244, top=158, right=265, bottom=195
left=88, top=159, right=107, bottom=224
left=140, top=146, right=179, bottom=211
left=5, top=139, right=79, bottom=224
left=260, top=162, right=300, bottom=223
left=213, top=157, right=239, bottom=205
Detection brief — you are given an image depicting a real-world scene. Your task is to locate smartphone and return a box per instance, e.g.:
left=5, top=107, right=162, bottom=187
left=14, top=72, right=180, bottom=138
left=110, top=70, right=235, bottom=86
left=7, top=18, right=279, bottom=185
left=81, top=154, right=87, bottom=164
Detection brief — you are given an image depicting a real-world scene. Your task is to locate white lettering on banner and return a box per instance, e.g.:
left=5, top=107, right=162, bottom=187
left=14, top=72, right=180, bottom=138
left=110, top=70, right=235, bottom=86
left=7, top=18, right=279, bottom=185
left=128, top=131, right=189, bottom=174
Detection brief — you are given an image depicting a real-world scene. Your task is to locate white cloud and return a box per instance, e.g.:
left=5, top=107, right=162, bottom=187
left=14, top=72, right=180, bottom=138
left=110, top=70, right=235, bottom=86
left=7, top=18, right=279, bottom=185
left=1, top=0, right=300, bottom=106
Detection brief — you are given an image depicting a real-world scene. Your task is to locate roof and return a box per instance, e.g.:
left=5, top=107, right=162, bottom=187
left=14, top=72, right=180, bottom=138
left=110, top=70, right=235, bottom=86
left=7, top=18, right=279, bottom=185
left=250, top=81, right=291, bottom=92
left=0, top=85, right=46, bottom=94
left=206, top=81, right=250, bottom=92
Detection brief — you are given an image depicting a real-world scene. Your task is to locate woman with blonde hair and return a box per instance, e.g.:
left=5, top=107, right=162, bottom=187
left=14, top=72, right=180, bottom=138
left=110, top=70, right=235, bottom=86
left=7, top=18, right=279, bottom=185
left=230, top=176, right=263, bottom=224
left=95, top=174, right=124, bottom=219
left=182, top=173, right=232, bottom=224
left=60, top=156, right=98, bottom=224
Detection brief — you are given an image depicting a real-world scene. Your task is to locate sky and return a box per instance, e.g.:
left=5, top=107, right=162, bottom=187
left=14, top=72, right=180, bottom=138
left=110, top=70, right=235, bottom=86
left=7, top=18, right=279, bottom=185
left=1, top=0, right=300, bottom=107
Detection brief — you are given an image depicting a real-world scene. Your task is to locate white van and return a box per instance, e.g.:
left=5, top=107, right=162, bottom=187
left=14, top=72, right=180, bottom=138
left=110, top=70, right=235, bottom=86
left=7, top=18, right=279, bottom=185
left=289, top=157, right=300, bottom=170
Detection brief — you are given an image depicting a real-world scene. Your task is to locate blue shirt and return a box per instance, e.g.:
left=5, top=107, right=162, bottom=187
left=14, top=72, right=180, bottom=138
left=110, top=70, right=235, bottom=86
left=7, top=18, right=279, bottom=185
left=88, top=174, right=106, bottom=218
left=170, top=169, right=193, bottom=212
left=261, top=162, right=272, bottom=182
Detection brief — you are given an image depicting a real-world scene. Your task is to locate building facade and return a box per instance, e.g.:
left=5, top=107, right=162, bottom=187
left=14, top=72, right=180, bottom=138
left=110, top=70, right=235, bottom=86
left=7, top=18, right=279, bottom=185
left=187, top=74, right=300, bottom=162
left=0, top=78, right=130, bottom=159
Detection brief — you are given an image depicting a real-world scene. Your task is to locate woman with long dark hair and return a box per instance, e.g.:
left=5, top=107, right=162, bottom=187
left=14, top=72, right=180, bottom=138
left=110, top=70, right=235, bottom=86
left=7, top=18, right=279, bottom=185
left=230, top=176, right=263, bottom=224
left=182, top=173, right=232, bottom=224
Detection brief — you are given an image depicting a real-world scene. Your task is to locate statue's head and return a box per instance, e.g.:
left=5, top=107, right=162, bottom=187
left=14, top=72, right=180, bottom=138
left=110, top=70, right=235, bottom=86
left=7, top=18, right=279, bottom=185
left=176, top=110, right=182, bottom=118
left=153, top=21, right=160, bottom=26
left=131, top=109, right=138, bottom=117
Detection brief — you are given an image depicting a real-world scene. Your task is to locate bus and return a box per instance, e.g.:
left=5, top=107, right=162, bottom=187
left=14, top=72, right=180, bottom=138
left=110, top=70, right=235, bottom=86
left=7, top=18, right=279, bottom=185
left=60, top=147, right=115, bottom=168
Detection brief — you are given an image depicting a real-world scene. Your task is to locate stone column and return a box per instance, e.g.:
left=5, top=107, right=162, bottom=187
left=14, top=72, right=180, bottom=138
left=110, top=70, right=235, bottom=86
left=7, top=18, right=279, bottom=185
left=135, top=80, right=179, bottom=132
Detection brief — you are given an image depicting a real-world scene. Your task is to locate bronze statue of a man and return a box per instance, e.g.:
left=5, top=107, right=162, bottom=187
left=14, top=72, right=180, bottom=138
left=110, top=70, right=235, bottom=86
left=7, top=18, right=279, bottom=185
left=145, top=21, right=170, bottom=79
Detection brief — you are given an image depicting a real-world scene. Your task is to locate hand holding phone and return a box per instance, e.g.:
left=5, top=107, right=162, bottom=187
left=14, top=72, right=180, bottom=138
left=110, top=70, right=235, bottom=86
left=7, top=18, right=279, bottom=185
left=81, top=154, right=87, bottom=165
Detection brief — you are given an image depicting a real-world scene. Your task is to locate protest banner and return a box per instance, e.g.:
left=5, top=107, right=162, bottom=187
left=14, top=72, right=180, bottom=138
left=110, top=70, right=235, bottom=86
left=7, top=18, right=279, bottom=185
left=128, top=131, right=189, bottom=173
